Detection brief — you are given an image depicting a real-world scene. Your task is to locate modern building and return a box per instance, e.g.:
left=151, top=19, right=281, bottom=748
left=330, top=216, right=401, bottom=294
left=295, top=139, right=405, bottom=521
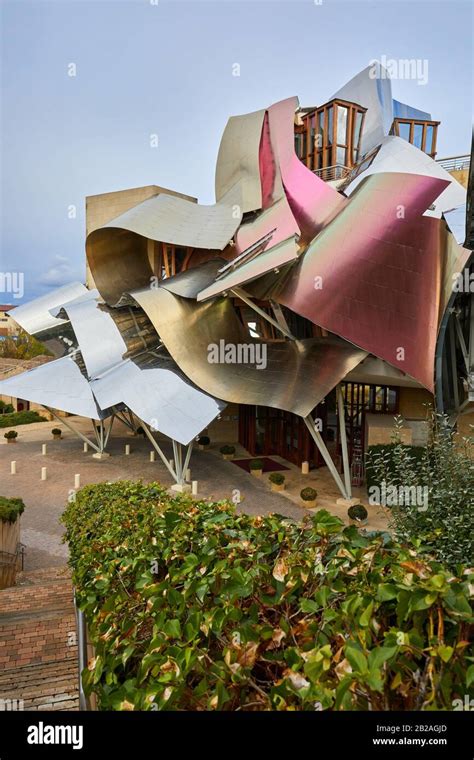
left=2, top=64, right=472, bottom=499
left=0, top=305, right=18, bottom=337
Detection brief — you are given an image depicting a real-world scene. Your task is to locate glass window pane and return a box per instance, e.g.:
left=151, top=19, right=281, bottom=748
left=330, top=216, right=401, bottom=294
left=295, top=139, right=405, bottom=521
left=424, top=125, right=434, bottom=154
left=317, top=111, right=325, bottom=147
left=302, top=131, right=307, bottom=157
left=325, top=147, right=332, bottom=166
left=398, top=122, right=411, bottom=141
left=327, top=106, right=333, bottom=145
left=336, top=105, right=348, bottom=145
left=413, top=123, right=423, bottom=149
left=353, top=111, right=363, bottom=149
left=336, top=146, right=346, bottom=165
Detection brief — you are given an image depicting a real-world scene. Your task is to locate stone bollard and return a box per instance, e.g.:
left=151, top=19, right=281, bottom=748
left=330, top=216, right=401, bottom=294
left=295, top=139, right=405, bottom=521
left=186, top=468, right=191, bottom=482
left=74, top=474, right=81, bottom=489
left=10, top=461, right=16, bottom=475
left=41, top=444, right=47, bottom=455
left=301, top=461, right=309, bottom=475
left=125, top=444, right=130, bottom=455
left=83, top=442, right=88, bottom=453
left=41, top=467, right=47, bottom=481
left=192, top=480, right=198, bottom=495
left=150, top=451, right=156, bottom=462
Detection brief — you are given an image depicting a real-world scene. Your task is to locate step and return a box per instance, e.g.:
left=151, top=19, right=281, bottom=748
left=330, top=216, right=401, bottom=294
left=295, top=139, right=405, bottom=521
left=0, top=659, right=78, bottom=711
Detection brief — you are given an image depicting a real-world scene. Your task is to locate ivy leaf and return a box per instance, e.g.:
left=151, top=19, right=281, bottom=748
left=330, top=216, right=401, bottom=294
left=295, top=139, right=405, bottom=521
left=345, top=644, right=368, bottom=674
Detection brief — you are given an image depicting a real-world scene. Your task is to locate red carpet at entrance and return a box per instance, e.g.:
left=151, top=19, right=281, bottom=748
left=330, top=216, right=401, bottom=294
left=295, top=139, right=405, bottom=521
left=231, top=457, right=290, bottom=473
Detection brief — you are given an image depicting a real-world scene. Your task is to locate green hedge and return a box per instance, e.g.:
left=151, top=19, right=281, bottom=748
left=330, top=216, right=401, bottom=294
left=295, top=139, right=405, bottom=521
left=62, top=481, right=473, bottom=712
left=0, top=410, right=47, bottom=428
left=365, top=444, right=425, bottom=490
left=0, top=496, right=25, bottom=523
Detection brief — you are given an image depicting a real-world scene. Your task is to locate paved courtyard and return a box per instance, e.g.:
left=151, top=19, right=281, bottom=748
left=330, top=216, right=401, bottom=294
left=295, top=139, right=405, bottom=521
left=0, top=417, right=389, bottom=572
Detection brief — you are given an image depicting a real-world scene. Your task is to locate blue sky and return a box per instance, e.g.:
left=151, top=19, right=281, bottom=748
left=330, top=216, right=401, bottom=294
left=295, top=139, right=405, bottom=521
left=1, top=0, right=472, bottom=302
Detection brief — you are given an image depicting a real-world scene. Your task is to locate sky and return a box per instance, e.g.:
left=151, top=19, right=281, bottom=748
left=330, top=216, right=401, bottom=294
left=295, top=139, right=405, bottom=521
left=1, top=0, right=472, bottom=302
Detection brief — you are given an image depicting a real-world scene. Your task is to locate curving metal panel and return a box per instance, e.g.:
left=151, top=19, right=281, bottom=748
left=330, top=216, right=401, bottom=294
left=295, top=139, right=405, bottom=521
left=129, top=285, right=367, bottom=416
left=0, top=356, right=103, bottom=420
left=197, top=237, right=300, bottom=302
left=90, top=358, right=225, bottom=446
left=159, top=259, right=226, bottom=299
left=8, top=282, right=91, bottom=336
left=274, top=171, right=457, bottom=391
left=215, top=107, right=266, bottom=212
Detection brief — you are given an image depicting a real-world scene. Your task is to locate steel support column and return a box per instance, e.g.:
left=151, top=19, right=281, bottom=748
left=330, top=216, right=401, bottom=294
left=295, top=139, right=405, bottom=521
left=303, top=415, right=349, bottom=500
left=336, top=385, right=352, bottom=499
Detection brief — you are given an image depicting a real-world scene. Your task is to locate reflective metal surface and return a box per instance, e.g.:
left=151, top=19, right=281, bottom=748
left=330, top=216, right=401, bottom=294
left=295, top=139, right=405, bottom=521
left=274, top=172, right=454, bottom=391
left=215, top=107, right=266, bottom=212
left=8, top=283, right=90, bottom=336
left=86, top=185, right=243, bottom=305
left=130, top=285, right=367, bottom=416
left=197, top=237, right=300, bottom=302
left=346, top=136, right=466, bottom=217
left=159, top=259, right=226, bottom=299
left=91, top=358, right=225, bottom=446
left=56, top=298, right=127, bottom=379
left=0, top=356, right=102, bottom=419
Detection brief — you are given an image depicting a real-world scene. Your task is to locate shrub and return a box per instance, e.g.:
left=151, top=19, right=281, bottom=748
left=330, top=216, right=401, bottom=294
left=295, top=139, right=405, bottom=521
left=366, top=414, right=473, bottom=568
left=4, top=430, right=18, bottom=440
left=51, top=428, right=62, bottom=436
left=300, top=487, right=317, bottom=501
left=0, top=401, right=14, bottom=414
left=249, top=458, right=263, bottom=470
left=366, top=443, right=425, bottom=490
left=0, top=496, right=25, bottom=523
left=62, top=481, right=474, bottom=711
left=220, top=445, right=235, bottom=455
left=269, top=472, right=285, bottom=485
left=136, top=427, right=146, bottom=437
left=348, top=504, right=368, bottom=522
left=0, top=411, right=46, bottom=428
left=198, top=436, right=210, bottom=446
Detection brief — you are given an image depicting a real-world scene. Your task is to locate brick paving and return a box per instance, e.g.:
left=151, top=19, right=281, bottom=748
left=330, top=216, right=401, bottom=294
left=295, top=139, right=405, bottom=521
left=0, top=567, right=78, bottom=711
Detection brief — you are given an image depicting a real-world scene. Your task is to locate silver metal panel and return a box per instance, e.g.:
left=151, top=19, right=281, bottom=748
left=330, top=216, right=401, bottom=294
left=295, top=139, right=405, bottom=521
left=90, top=359, right=225, bottom=446
left=159, top=259, right=226, bottom=299
left=344, top=356, right=423, bottom=388
left=329, top=64, right=394, bottom=155
left=197, top=237, right=300, bottom=302
left=346, top=137, right=466, bottom=217
left=99, top=183, right=243, bottom=250
left=130, top=286, right=367, bottom=416
left=444, top=205, right=468, bottom=244
left=215, top=107, right=266, bottom=212
left=8, top=282, right=89, bottom=335
left=0, top=356, right=102, bottom=419
left=48, top=288, right=100, bottom=318
left=56, top=298, right=127, bottom=379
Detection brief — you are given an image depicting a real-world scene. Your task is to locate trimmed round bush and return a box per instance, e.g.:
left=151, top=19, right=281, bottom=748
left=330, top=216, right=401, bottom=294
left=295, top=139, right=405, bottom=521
left=220, top=445, right=235, bottom=455
left=4, top=430, right=18, bottom=440
left=249, top=458, right=263, bottom=471
left=300, top=487, right=317, bottom=501
left=348, top=504, right=368, bottom=522
left=51, top=428, right=62, bottom=436
left=198, top=436, right=210, bottom=446
left=0, top=496, right=25, bottom=523
left=269, top=472, right=285, bottom=485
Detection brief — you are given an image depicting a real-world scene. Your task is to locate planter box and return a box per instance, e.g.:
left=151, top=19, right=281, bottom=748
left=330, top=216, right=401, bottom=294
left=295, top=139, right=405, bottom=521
left=6, top=439, right=17, bottom=444
left=198, top=444, right=209, bottom=451
left=222, top=454, right=234, bottom=460
left=350, top=518, right=368, bottom=527
left=0, top=517, right=22, bottom=589
left=52, top=434, right=62, bottom=440
left=302, top=499, right=317, bottom=508
left=251, top=469, right=263, bottom=477
left=271, top=483, right=285, bottom=492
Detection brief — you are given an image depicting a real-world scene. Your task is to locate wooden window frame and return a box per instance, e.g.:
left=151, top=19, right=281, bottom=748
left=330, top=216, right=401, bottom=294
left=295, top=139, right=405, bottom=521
left=300, top=99, right=367, bottom=172
left=391, top=118, right=440, bottom=158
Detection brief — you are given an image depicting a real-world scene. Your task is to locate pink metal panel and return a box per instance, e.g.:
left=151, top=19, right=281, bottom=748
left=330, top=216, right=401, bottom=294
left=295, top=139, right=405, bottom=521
left=275, top=172, right=452, bottom=392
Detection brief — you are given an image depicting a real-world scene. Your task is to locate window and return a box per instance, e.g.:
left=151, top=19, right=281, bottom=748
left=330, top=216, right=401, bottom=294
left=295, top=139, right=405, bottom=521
left=391, top=118, right=440, bottom=158
left=298, top=99, right=366, bottom=177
